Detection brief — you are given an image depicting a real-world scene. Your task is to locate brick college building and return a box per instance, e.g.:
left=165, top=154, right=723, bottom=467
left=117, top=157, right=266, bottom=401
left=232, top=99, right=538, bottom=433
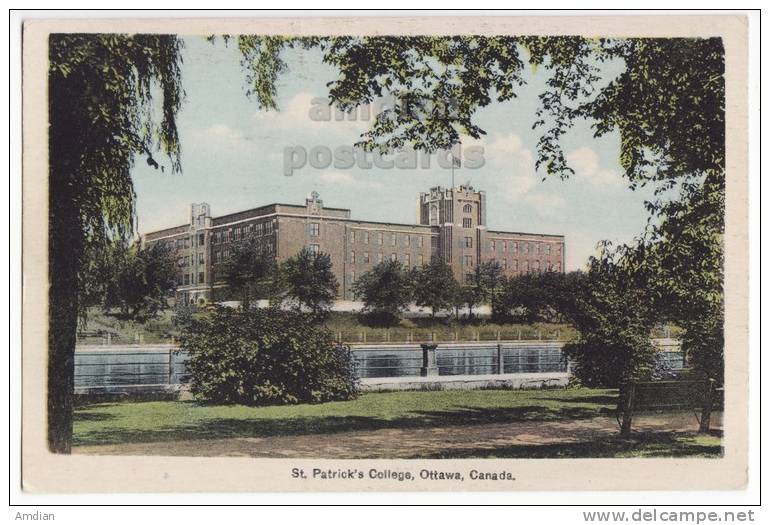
left=141, top=185, right=565, bottom=305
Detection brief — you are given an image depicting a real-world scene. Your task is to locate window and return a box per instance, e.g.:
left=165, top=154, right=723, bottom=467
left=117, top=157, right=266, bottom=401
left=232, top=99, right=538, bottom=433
left=309, top=222, right=320, bottom=236
left=350, top=251, right=356, bottom=264
left=198, top=233, right=205, bottom=245
left=308, top=244, right=320, bottom=255
left=555, top=262, right=562, bottom=272
left=534, top=260, right=541, bottom=272
left=265, top=221, right=273, bottom=234
left=463, top=204, right=473, bottom=213
left=502, top=241, right=507, bottom=252
left=534, top=243, right=540, bottom=255
left=513, top=260, right=519, bottom=271
left=490, top=240, right=496, bottom=252
left=416, top=236, right=423, bottom=248
left=463, top=255, right=473, bottom=267
left=233, top=227, right=241, bottom=241
left=177, top=275, right=184, bottom=286
left=377, top=232, right=384, bottom=245
left=404, top=254, right=410, bottom=266
left=183, top=274, right=190, bottom=285
left=556, top=244, right=562, bottom=255
left=418, top=254, right=424, bottom=266
left=363, top=231, right=369, bottom=244
left=350, top=231, right=356, bottom=243
left=198, top=253, right=205, bottom=264
left=391, top=253, right=397, bottom=262
left=362, top=252, right=370, bottom=264
left=512, top=242, right=518, bottom=254
left=198, top=272, right=205, bottom=283
left=545, top=244, right=552, bottom=255
left=184, top=255, right=190, bottom=267
left=523, top=260, right=529, bottom=272
left=391, top=233, right=397, bottom=246
left=404, top=234, right=410, bottom=247
left=255, top=223, right=264, bottom=236
left=463, top=218, right=472, bottom=228
left=464, top=236, right=473, bottom=248
left=522, top=243, right=529, bottom=254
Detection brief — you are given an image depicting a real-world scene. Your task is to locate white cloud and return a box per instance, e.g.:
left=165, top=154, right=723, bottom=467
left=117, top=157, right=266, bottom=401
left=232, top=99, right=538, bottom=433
left=202, top=123, right=247, bottom=142
left=566, top=146, right=623, bottom=187
left=254, top=91, right=369, bottom=133
left=465, top=132, right=546, bottom=205
left=188, top=123, right=255, bottom=154
left=316, top=170, right=384, bottom=190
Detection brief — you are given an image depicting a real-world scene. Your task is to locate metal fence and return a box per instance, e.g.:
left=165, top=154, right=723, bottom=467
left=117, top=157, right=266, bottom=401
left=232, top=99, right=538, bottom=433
left=351, top=342, right=568, bottom=378
left=73, top=340, right=686, bottom=392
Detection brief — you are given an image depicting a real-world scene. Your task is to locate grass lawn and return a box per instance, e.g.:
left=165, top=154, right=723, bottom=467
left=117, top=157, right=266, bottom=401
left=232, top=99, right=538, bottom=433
left=73, top=388, right=722, bottom=458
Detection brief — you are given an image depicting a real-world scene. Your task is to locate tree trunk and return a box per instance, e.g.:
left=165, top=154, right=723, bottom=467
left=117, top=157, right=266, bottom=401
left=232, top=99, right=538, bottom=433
left=48, top=67, right=83, bottom=453
left=47, top=174, right=81, bottom=454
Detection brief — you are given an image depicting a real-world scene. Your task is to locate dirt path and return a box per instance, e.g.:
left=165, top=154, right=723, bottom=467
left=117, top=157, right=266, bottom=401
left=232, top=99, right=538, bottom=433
left=73, top=413, right=722, bottom=458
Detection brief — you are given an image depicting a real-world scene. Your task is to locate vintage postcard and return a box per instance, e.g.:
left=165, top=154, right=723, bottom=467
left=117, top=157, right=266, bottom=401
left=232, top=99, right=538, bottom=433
left=20, top=13, right=750, bottom=493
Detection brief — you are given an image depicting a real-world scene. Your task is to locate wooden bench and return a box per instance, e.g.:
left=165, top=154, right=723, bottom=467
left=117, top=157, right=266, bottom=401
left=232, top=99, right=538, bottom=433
left=617, top=379, right=723, bottom=436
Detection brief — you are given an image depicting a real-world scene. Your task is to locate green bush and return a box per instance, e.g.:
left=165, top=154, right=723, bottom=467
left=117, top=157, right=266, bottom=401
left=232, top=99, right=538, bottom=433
left=180, top=306, right=359, bottom=405
left=563, top=335, right=659, bottom=388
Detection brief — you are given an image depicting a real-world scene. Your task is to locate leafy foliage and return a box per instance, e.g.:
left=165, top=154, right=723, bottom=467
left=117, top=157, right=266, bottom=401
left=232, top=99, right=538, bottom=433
left=492, top=271, right=562, bottom=324
left=461, top=261, right=504, bottom=318
left=554, top=257, right=660, bottom=388
left=352, top=260, right=412, bottom=325
left=276, top=249, right=339, bottom=314
left=221, top=239, right=276, bottom=306
left=181, top=307, right=359, bottom=405
left=410, top=258, right=458, bottom=317
left=102, top=241, right=177, bottom=321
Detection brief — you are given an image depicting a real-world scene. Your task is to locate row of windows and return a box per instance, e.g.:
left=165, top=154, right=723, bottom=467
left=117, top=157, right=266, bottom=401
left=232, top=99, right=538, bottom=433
left=177, top=253, right=206, bottom=267
left=348, top=229, right=426, bottom=248
left=178, top=272, right=205, bottom=286
left=488, top=240, right=562, bottom=256
left=349, top=251, right=424, bottom=267
left=212, top=240, right=274, bottom=263
left=462, top=256, right=562, bottom=272
left=213, top=222, right=274, bottom=244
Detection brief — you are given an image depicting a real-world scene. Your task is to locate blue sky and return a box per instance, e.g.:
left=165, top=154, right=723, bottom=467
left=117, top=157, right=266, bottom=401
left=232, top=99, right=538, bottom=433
left=132, top=36, right=657, bottom=271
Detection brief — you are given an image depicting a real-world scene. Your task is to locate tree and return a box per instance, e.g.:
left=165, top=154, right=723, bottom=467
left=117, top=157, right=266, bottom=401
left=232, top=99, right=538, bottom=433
left=49, top=34, right=183, bottom=453
left=276, top=249, right=339, bottom=315
left=554, top=260, right=660, bottom=388
left=181, top=306, right=359, bottom=405
left=352, top=260, right=412, bottom=325
left=411, top=258, right=457, bottom=318
left=221, top=239, right=276, bottom=307
left=104, top=241, right=177, bottom=320
left=462, top=261, right=503, bottom=318
left=492, top=271, right=562, bottom=324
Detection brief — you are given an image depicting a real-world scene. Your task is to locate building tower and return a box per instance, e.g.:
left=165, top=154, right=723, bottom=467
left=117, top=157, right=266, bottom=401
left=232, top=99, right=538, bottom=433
left=419, top=184, right=486, bottom=281
left=187, top=202, right=211, bottom=304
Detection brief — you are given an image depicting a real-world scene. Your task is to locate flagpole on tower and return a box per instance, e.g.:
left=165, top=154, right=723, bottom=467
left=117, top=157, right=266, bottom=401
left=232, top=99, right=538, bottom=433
left=450, top=147, right=460, bottom=189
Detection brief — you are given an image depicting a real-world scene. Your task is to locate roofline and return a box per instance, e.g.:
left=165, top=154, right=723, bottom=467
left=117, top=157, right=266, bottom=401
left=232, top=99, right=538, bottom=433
left=486, top=230, right=565, bottom=239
